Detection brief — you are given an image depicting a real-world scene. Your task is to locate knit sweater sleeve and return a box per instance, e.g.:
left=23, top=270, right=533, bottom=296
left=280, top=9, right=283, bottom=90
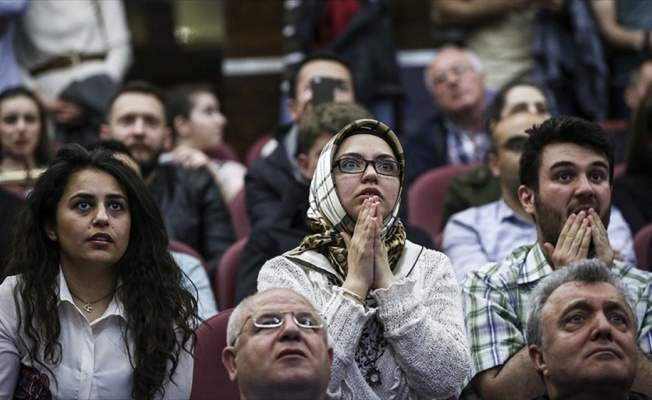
left=372, top=248, right=470, bottom=398
left=257, top=248, right=470, bottom=399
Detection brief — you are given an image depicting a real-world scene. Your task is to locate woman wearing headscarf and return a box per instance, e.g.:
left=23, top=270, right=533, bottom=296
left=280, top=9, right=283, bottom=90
left=257, top=119, right=469, bottom=399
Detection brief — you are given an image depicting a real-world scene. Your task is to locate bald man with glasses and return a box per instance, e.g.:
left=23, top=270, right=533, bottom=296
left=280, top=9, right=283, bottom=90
left=222, top=288, right=333, bottom=400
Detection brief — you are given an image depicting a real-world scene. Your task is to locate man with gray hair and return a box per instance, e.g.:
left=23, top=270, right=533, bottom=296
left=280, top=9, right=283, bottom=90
left=526, top=259, right=649, bottom=400
left=403, top=45, right=491, bottom=185
left=222, top=288, right=333, bottom=400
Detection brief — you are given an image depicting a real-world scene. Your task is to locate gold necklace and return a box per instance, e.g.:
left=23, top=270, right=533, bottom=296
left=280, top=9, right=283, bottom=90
left=69, top=289, right=116, bottom=313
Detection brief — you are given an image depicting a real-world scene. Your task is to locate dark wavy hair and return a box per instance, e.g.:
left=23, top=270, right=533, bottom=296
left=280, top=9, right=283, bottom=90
left=625, top=83, right=652, bottom=176
left=519, top=116, right=615, bottom=192
left=4, top=144, right=197, bottom=399
left=0, top=86, right=53, bottom=167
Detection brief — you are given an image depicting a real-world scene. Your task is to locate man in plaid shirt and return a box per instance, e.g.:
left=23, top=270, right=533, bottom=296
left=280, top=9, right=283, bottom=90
left=460, top=116, right=652, bottom=399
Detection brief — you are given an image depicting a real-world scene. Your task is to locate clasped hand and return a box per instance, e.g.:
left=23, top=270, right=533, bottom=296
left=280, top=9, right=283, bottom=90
left=543, top=208, right=615, bottom=269
left=340, top=196, right=396, bottom=298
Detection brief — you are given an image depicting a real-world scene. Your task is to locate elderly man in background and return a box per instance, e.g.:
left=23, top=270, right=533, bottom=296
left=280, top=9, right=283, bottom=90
left=403, top=46, right=491, bottom=186
left=222, top=288, right=333, bottom=400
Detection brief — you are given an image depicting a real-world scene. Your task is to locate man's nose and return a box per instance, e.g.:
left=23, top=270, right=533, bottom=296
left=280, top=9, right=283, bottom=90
left=590, top=312, right=614, bottom=341
left=278, top=314, right=301, bottom=340
left=132, top=118, right=146, bottom=136
left=575, top=175, right=595, bottom=197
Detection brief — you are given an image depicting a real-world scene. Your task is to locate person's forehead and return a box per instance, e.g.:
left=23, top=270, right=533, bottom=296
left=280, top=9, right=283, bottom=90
left=540, top=142, right=608, bottom=168
left=545, top=281, right=627, bottom=313
left=336, top=134, right=393, bottom=157
left=0, top=95, right=38, bottom=111
left=431, top=49, right=471, bottom=71
left=494, top=113, right=544, bottom=141
left=249, top=289, right=315, bottom=311
left=298, top=60, right=352, bottom=86
left=505, top=86, right=546, bottom=105
left=111, top=92, right=165, bottom=118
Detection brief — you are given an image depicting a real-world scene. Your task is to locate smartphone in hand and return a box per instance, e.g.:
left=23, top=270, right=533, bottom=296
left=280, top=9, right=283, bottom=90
left=311, top=77, right=337, bottom=107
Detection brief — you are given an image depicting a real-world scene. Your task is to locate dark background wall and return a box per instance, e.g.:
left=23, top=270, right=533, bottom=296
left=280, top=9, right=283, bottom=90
left=124, top=0, right=432, bottom=160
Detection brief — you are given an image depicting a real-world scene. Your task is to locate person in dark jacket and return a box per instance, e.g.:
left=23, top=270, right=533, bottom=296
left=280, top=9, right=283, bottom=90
left=245, top=52, right=355, bottom=229
left=100, top=81, right=234, bottom=273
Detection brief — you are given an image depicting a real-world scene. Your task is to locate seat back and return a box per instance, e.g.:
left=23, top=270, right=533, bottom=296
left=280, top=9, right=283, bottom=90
left=214, top=237, right=248, bottom=310
left=205, top=142, right=241, bottom=163
left=228, top=189, right=251, bottom=240
left=190, top=308, right=240, bottom=400
left=407, top=164, right=479, bottom=246
left=634, top=223, right=652, bottom=270
left=245, top=134, right=274, bottom=167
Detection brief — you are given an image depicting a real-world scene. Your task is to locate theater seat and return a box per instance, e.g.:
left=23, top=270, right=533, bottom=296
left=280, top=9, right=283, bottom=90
left=190, top=309, right=240, bottom=400
left=214, top=237, right=248, bottom=310
left=407, top=164, right=479, bottom=248
left=634, top=223, right=652, bottom=270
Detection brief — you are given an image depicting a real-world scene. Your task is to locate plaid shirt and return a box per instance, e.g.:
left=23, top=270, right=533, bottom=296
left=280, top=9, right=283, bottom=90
left=461, top=243, right=652, bottom=396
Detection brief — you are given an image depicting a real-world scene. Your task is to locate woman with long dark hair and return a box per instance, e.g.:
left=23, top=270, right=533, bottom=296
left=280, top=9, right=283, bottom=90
left=0, top=144, right=197, bottom=398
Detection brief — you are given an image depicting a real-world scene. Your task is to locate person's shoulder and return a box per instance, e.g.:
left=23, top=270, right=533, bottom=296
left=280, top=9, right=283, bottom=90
left=613, top=260, right=652, bottom=287
left=463, top=245, right=534, bottom=287
left=448, top=200, right=500, bottom=224
left=0, top=275, right=20, bottom=299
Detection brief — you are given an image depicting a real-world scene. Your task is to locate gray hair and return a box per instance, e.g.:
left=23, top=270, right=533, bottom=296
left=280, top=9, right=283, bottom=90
left=225, top=288, right=332, bottom=348
left=525, top=259, right=636, bottom=348
left=424, top=45, right=485, bottom=94
left=226, top=295, right=253, bottom=347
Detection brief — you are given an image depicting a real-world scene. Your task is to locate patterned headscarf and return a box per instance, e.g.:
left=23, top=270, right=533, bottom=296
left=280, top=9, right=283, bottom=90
left=289, top=119, right=407, bottom=281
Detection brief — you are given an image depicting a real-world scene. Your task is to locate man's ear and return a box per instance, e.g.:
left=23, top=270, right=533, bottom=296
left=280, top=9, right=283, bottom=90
left=528, top=344, right=548, bottom=377
left=487, top=151, right=500, bottom=178
left=287, top=98, right=299, bottom=122
left=296, top=153, right=312, bottom=180
left=624, top=86, right=637, bottom=111
left=327, top=347, right=334, bottom=366
left=99, top=123, right=110, bottom=140
left=173, top=116, right=191, bottom=139
left=518, top=185, right=536, bottom=214
left=222, top=346, right=238, bottom=382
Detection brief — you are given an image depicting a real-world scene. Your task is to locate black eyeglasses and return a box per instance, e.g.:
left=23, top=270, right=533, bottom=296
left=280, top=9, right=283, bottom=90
left=501, top=136, right=528, bottom=152
left=232, top=310, right=325, bottom=345
left=332, top=157, right=402, bottom=176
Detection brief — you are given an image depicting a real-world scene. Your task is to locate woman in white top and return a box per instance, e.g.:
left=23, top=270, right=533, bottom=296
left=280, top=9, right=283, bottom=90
left=0, top=144, right=197, bottom=399
left=257, top=119, right=469, bottom=399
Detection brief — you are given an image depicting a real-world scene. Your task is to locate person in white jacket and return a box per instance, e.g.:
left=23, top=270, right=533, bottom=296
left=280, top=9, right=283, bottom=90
left=257, top=118, right=470, bottom=399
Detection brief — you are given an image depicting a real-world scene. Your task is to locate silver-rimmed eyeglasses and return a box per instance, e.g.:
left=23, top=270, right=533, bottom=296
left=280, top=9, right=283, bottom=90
left=332, top=157, right=401, bottom=177
left=232, top=310, right=325, bottom=345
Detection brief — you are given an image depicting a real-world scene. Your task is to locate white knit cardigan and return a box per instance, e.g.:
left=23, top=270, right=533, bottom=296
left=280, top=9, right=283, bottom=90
left=257, top=241, right=470, bottom=400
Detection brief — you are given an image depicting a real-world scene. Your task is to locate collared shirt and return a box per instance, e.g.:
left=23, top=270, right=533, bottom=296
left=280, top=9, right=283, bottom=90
left=172, top=251, right=218, bottom=319
left=460, top=243, right=652, bottom=397
left=444, top=118, right=489, bottom=165
left=0, top=271, right=193, bottom=399
left=442, top=198, right=638, bottom=283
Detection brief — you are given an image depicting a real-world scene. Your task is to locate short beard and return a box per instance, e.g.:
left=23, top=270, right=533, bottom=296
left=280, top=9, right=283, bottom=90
left=138, top=156, right=159, bottom=179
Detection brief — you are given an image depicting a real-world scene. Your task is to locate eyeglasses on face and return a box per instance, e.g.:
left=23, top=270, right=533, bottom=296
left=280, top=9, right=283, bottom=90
left=232, top=310, right=325, bottom=345
left=500, top=136, right=528, bottom=152
left=432, top=64, right=473, bottom=85
left=332, top=157, right=402, bottom=176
